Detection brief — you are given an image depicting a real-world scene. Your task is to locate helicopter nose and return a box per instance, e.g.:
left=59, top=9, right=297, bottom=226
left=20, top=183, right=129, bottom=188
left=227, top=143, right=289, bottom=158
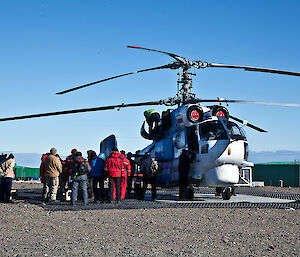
left=205, top=164, right=239, bottom=186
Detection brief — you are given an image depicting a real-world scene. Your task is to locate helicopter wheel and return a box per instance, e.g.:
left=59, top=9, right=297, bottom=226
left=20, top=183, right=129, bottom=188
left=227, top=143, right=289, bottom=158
left=222, top=187, right=231, bottom=200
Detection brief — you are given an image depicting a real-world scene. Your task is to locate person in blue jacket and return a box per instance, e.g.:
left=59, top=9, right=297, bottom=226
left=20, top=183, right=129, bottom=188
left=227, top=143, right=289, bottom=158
left=90, top=153, right=106, bottom=203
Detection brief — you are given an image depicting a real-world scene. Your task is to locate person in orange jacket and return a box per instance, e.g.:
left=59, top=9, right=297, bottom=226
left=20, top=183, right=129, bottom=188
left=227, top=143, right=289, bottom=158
left=104, top=147, right=124, bottom=204
left=113, top=150, right=131, bottom=200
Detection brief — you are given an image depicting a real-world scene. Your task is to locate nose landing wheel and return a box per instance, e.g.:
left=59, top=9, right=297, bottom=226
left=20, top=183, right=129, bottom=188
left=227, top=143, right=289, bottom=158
left=187, top=186, right=194, bottom=200
left=222, top=187, right=232, bottom=200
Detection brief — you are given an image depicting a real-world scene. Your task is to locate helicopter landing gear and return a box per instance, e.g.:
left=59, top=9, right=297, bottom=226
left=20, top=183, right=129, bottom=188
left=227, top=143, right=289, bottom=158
left=222, top=187, right=232, bottom=200
left=215, top=187, right=223, bottom=196
left=187, top=186, right=194, bottom=200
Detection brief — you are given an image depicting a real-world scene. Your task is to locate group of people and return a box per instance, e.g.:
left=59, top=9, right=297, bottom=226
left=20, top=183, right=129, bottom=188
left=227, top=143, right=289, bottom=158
left=37, top=109, right=195, bottom=204
left=39, top=145, right=197, bottom=204
left=40, top=147, right=159, bottom=205
left=0, top=146, right=195, bottom=204
left=0, top=153, right=15, bottom=203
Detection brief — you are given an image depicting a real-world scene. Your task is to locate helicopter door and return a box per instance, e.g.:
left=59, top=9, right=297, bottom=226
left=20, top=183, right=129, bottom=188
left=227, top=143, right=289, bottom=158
left=186, top=125, right=199, bottom=153
left=100, top=134, right=117, bottom=158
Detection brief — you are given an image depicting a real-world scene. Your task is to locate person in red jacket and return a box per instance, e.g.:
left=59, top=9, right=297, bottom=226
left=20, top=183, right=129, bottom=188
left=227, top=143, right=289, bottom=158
left=104, top=147, right=124, bottom=204
left=40, top=153, right=49, bottom=184
left=113, top=150, right=131, bottom=200
left=63, top=149, right=78, bottom=189
left=40, top=153, right=49, bottom=198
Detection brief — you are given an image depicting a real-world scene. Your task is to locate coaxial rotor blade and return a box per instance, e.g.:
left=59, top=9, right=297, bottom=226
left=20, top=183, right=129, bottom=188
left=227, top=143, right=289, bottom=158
left=207, top=63, right=300, bottom=77
left=127, top=45, right=185, bottom=63
left=191, top=98, right=300, bottom=107
left=56, top=65, right=170, bottom=95
left=0, top=101, right=163, bottom=122
left=229, top=115, right=267, bottom=133
left=223, top=99, right=300, bottom=107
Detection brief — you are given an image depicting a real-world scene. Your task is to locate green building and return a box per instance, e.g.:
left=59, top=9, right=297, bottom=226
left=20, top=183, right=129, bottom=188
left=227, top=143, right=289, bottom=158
left=253, top=162, right=300, bottom=187
left=14, top=165, right=40, bottom=180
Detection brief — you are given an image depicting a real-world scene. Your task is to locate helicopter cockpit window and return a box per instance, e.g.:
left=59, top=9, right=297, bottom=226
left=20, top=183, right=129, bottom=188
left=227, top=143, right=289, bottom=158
left=174, top=130, right=186, bottom=149
left=226, top=121, right=246, bottom=140
left=199, top=120, right=228, bottom=141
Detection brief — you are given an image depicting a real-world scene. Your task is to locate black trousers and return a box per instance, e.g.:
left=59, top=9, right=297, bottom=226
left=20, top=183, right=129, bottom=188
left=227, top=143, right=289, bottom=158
left=0, top=177, right=13, bottom=203
left=179, top=175, right=188, bottom=199
left=142, top=176, right=157, bottom=200
left=127, top=173, right=135, bottom=194
left=92, top=177, right=104, bottom=202
left=109, top=177, right=121, bottom=202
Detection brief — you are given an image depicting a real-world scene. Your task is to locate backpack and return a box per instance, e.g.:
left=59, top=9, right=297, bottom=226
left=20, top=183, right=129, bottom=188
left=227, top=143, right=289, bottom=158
left=149, top=158, right=161, bottom=177
left=73, top=158, right=87, bottom=178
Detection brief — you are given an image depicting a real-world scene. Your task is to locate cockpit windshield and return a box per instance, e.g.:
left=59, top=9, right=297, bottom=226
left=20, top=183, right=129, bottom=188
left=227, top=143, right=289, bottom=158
left=199, top=120, right=228, bottom=141
left=226, top=121, right=246, bottom=140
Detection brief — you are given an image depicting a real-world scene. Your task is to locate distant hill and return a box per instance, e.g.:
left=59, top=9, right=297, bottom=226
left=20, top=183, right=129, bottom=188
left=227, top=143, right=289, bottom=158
left=248, top=150, right=300, bottom=164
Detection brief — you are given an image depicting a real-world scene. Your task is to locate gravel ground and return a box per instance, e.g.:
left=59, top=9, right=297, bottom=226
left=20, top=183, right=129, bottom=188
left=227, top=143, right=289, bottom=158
left=0, top=182, right=299, bottom=256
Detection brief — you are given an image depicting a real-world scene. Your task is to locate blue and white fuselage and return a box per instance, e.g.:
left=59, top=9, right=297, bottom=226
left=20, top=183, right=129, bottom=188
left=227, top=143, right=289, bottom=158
left=138, top=104, right=252, bottom=187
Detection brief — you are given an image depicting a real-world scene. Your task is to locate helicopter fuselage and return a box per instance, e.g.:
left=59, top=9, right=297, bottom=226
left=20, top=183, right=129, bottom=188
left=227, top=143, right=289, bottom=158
left=138, top=104, right=252, bottom=188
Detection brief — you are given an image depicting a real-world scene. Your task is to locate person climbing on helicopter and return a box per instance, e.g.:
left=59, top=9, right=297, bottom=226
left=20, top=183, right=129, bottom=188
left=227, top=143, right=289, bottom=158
left=144, top=109, right=160, bottom=134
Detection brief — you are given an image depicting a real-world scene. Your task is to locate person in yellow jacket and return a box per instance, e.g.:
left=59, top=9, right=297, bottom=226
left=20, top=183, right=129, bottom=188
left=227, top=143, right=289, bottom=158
left=144, top=109, right=160, bottom=134
left=43, top=148, right=62, bottom=202
left=0, top=154, right=15, bottom=203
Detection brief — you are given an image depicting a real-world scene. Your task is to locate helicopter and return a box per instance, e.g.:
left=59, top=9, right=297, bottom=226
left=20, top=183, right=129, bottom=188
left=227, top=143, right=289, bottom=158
left=1, top=45, right=300, bottom=200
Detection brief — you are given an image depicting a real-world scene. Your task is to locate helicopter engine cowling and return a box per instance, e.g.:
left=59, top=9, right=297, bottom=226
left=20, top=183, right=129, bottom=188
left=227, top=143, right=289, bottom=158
left=204, top=164, right=239, bottom=186
left=174, top=104, right=209, bottom=128
left=211, top=105, right=229, bottom=119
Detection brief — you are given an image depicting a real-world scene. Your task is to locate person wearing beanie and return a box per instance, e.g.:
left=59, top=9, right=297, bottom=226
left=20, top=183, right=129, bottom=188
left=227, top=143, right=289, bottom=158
left=0, top=153, right=15, bottom=203
left=62, top=148, right=78, bottom=191
left=116, top=150, right=131, bottom=200
left=104, top=147, right=124, bottom=204
left=70, top=151, right=89, bottom=206
left=43, top=147, right=62, bottom=202
left=90, top=153, right=105, bottom=203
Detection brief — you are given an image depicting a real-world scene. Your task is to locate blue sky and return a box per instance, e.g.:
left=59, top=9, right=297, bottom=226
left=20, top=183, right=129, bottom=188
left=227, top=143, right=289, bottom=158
left=0, top=0, right=300, bottom=157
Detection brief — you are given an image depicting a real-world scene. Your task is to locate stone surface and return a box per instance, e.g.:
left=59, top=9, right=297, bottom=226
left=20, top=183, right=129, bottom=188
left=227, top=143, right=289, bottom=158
left=0, top=182, right=299, bottom=256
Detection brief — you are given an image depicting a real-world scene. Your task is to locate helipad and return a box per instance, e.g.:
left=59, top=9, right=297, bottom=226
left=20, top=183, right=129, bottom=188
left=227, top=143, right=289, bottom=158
left=151, top=193, right=295, bottom=204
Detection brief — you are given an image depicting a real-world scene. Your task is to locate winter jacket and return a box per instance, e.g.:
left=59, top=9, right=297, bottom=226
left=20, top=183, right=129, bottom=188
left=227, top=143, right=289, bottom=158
left=0, top=158, right=15, bottom=178
left=90, top=157, right=105, bottom=177
left=39, top=154, right=48, bottom=183
left=44, top=154, right=62, bottom=178
left=104, top=152, right=124, bottom=177
left=71, top=156, right=89, bottom=178
left=178, top=150, right=195, bottom=179
left=140, top=155, right=152, bottom=178
left=120, top=154, right=131, bottom=178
